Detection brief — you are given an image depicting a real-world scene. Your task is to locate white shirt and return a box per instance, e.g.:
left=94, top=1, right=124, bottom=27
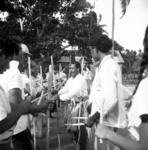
left=0, top=85, right=13, bottom=140
left=127, top=77, right=148, bottom=141
left=4, top=60, right=29, bottom=135
left=128, top=76, right=148, bottom=127
left=89, top=55, right=121, bottom=123
left=3, top=61, right=24, bottom=98
left=58, top=74, right=88, bottom=101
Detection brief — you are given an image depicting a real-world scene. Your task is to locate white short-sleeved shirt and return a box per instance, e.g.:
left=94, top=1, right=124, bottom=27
left=4, top=61, right=29, bottom=135
left=0, top=85, right=13, bottom=141
left=3, top=61, right=24, bottom=98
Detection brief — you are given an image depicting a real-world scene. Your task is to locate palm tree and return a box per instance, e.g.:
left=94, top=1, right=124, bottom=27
left=112, top=0, right=130, bottom=56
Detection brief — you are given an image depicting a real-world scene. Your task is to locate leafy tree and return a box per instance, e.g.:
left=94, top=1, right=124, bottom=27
left=0, top=0, right=125, bottom=70
left=0, top=0, right=105, bottom=60
left=120, top=0, right=130, bottom=18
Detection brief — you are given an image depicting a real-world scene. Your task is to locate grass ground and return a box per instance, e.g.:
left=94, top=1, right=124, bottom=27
left=36, top=103, right=77, bottom=150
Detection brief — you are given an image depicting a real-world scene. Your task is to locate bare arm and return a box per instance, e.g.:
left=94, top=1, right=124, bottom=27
left=30, top=94, right=57, bottom=114
left=0, top=100, right=32, bottom=134
left=30, top=103, right=48, bottom=114
left=95, top=124, right=148, bottom=150
left=0, top=107, right=22, bottom=133
left=9, top=88, right=22, bottom=110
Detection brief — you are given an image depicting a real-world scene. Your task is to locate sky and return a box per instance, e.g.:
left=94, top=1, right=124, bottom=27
left=90, top=0, right=148, bottom=52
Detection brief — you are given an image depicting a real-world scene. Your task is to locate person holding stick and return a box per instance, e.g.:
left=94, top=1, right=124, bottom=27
left=95, top=26, right=148, bottom=150
left=0, top=36, right=34, bottom=150
left=57, top=61, right=89, bottom=149
left=0, top=36, right=54, bottom=150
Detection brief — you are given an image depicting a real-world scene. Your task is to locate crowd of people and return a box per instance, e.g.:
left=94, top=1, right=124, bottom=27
left=0, top=26, right=148, bottom=150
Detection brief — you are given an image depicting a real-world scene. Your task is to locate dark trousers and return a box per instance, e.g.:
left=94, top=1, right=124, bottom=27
left=79, top=126, right=89, bottom=150
left=12, top=129, right=33, bottom=150
left=0, top=143, right=12, bottom=150
left=74, top=126, right=89, bottom=150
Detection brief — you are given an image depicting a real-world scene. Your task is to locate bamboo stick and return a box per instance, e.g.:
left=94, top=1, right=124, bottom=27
left=28, top=56, right=36, bottom=150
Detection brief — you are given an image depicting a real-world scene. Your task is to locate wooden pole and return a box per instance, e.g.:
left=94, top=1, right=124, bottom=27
left=51, top=56, right=61, bottom=150
left=99, top=100, right=105, bottom=144
left=112, top=0, right=115, bottom=57
left=40, top=65, right=43, bottom=89
left=28, top=57, right=36, bottom=150
left=51, top=56, right=56, bottom=89
left=37, top=66, right=44, bottom=138
left=46, top=57, right=56, bottom=150
left=46, top=65, right=52, bottom=150
left=28, top=57, right=32, bottom=95
left=46, top=110, right=50, bottom=150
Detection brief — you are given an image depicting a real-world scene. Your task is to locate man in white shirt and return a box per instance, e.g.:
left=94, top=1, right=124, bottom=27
left=0, top=36, right=54, bottom=150
left=58, top=62, right=88, bottom=101
left=58, top=62, right=88, bottom=123
left=0, top=36, right=36, bottom=150
left=58, top=62, right=89, bottom=150
left=7, top=60, right=34, bottom=150
left=85, top=35, right=122, bottom=150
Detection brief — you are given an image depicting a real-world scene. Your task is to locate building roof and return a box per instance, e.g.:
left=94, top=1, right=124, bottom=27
left=58, top=56, right=70, bottom=63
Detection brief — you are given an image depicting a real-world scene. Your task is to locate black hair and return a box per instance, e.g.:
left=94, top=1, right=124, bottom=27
left=72, top=61, right=81, bottom=73
left=0, top=36, right=21, bottom=58
left=89, top=34, right=112, bottom=53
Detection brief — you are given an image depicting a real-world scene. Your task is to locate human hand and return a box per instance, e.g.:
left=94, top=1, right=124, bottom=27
left=85, top=111, right=100, bottom=128
left=25, top=95, right=32, bottom=101
left=95, top=124, right=113, bottom=140
left=18, top=100, right=32, bottom=114
left=37, top=98, right=57, bottom=113
left=51, top=89, right=58, bottom=95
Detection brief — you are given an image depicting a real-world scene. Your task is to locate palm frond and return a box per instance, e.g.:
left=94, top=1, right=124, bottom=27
left=120, top=0, right=130, bottom=18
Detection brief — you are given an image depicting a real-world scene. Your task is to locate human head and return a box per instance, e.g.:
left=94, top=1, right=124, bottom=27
left=0, top=36, right=31, bottom=73
left=89, top=34, right=112, bottom=62
left=70, top=61, right=81, bottom=77
left=0, top=36, right=21, bottom=73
